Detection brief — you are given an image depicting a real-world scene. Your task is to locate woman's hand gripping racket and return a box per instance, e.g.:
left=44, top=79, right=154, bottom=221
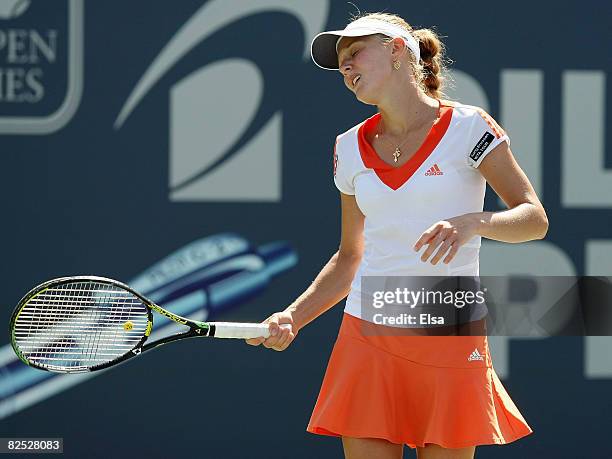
left=10, top=276, right=290, bottom=373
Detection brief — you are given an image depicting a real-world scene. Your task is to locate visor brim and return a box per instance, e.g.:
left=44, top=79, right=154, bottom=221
left=310, top=28, right=380, bottom=70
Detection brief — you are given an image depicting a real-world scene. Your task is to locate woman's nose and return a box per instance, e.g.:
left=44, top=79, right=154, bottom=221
left=339, top=62, right=352, bottom=76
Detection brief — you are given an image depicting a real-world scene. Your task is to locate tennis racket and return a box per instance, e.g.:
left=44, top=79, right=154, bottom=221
left=10, top=276, right=289, bottom=374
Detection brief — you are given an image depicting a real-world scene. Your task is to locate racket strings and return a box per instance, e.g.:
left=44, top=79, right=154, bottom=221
left=13, top=281, right=150, bottom=371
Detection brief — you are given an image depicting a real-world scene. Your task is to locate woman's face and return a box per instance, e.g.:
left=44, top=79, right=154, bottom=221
left=337, top=35, right=394, bottom=105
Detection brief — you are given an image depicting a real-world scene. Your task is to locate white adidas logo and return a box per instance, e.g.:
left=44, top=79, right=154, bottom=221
left=467, top=348, right=484, bottom=361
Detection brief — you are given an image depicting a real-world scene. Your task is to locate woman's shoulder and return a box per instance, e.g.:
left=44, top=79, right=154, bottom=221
left=445, top=100, right=499, bottom=124
left=336, top=122, right=362, bottom=141
left=335, top=112, right=380, bottom=151
left=334, top=119, right=367, bottom=155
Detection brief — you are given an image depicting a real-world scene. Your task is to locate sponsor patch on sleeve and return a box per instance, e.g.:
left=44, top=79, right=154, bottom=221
left=469, top=132, right=495, bottom=162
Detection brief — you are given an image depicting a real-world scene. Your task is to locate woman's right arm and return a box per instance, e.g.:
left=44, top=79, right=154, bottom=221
left=287, top=192, right=365, bottom=329
left=246, top=192, right=365, bottom=351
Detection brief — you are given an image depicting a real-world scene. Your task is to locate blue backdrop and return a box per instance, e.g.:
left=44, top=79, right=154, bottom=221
left=1, top=1, right=611, bottom=457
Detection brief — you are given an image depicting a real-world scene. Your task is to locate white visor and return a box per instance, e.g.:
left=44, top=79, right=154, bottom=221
left=310, top=17, right=421, bottom=70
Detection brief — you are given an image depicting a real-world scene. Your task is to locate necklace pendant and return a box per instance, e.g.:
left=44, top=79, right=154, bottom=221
left=393, top=147, right=401, bottom=163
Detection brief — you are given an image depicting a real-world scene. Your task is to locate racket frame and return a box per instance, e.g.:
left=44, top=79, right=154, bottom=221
left=10, top=276, right=215, bottom=373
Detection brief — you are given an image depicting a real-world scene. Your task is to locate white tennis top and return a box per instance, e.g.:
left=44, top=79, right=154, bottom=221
left=333, top=101, right=509, bottom=320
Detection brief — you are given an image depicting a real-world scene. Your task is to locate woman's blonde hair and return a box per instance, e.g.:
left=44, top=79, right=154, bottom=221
left=351, top=12, right=449, bottom=99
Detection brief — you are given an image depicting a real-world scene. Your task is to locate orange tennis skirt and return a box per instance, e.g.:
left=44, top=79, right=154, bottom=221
left=307, top=313, right=532, bottom=449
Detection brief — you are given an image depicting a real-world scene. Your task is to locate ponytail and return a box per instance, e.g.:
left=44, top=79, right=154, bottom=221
left=413, top=28, right=446, bottom=99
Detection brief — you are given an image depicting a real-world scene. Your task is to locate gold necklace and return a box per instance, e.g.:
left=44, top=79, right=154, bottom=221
left=375, top=103, right=442, bottom=163
left=374, top=129, right=413, bottom=163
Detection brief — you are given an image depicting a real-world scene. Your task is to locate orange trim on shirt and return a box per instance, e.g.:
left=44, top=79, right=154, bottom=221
left=357, top=103, right=454, bottom=190
left=476, top=108, right=504, bottom=139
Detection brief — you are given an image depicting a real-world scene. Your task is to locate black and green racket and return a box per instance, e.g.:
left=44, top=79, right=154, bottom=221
left=10, top=276, right=288, bottom=373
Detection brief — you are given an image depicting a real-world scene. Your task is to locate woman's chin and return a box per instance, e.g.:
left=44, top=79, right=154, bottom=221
left=354, top=88, right=378, bottom=105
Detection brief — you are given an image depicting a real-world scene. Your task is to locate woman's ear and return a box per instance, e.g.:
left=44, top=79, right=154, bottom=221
left=390, top=37, right=407, bottom=59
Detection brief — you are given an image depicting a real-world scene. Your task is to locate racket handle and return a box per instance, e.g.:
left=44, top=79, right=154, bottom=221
left=211, top=322, right=292, bottom=339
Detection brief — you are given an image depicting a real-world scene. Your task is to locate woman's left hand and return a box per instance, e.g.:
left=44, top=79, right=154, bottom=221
left=413, top=214, right=481, bottom=265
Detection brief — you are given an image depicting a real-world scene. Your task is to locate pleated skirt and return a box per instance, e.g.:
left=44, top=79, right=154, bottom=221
left=307, top=313, right=533, bottom=449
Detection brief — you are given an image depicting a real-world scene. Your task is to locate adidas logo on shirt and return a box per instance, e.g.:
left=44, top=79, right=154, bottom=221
left=467, top=348, right=484, bottom=361
left=425, top=164, right=444, bottom=176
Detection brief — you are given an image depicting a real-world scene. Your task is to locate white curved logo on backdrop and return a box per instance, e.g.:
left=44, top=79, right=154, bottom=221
left=114, top=0, right=329, bottom=201
left=0, top=0, right=30, bottom=19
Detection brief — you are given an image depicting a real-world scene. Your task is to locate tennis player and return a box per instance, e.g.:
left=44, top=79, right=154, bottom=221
left=247, top=12, right=547, bottom=459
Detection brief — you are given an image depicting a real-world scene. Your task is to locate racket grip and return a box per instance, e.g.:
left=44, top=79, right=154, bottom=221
left=211, top=322, right=292, bottom=339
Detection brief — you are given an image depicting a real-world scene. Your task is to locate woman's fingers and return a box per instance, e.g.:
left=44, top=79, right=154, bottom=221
left=245, top=315, right=277, bottom=346
left=415, top=220, right=467, bottom=264
left=245, top=336, right=265, bottom=346
left=413, top=223, right=441, bottom=252
left=430, top=239, right=454, bottom=265
left=262, top=321, right=282, bottom=349
left=246, top=314, right=296, bottom=351
left=270, top=326, right=295, bottom=352
left=419, top=230, right=449, bottom=263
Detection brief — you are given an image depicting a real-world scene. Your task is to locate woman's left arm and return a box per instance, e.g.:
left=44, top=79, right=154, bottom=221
left=415, top=142, right=549, bottom=265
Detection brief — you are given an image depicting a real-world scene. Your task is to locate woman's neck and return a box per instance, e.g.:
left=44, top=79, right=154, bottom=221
left=377, top=89, right=439, bottom=136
